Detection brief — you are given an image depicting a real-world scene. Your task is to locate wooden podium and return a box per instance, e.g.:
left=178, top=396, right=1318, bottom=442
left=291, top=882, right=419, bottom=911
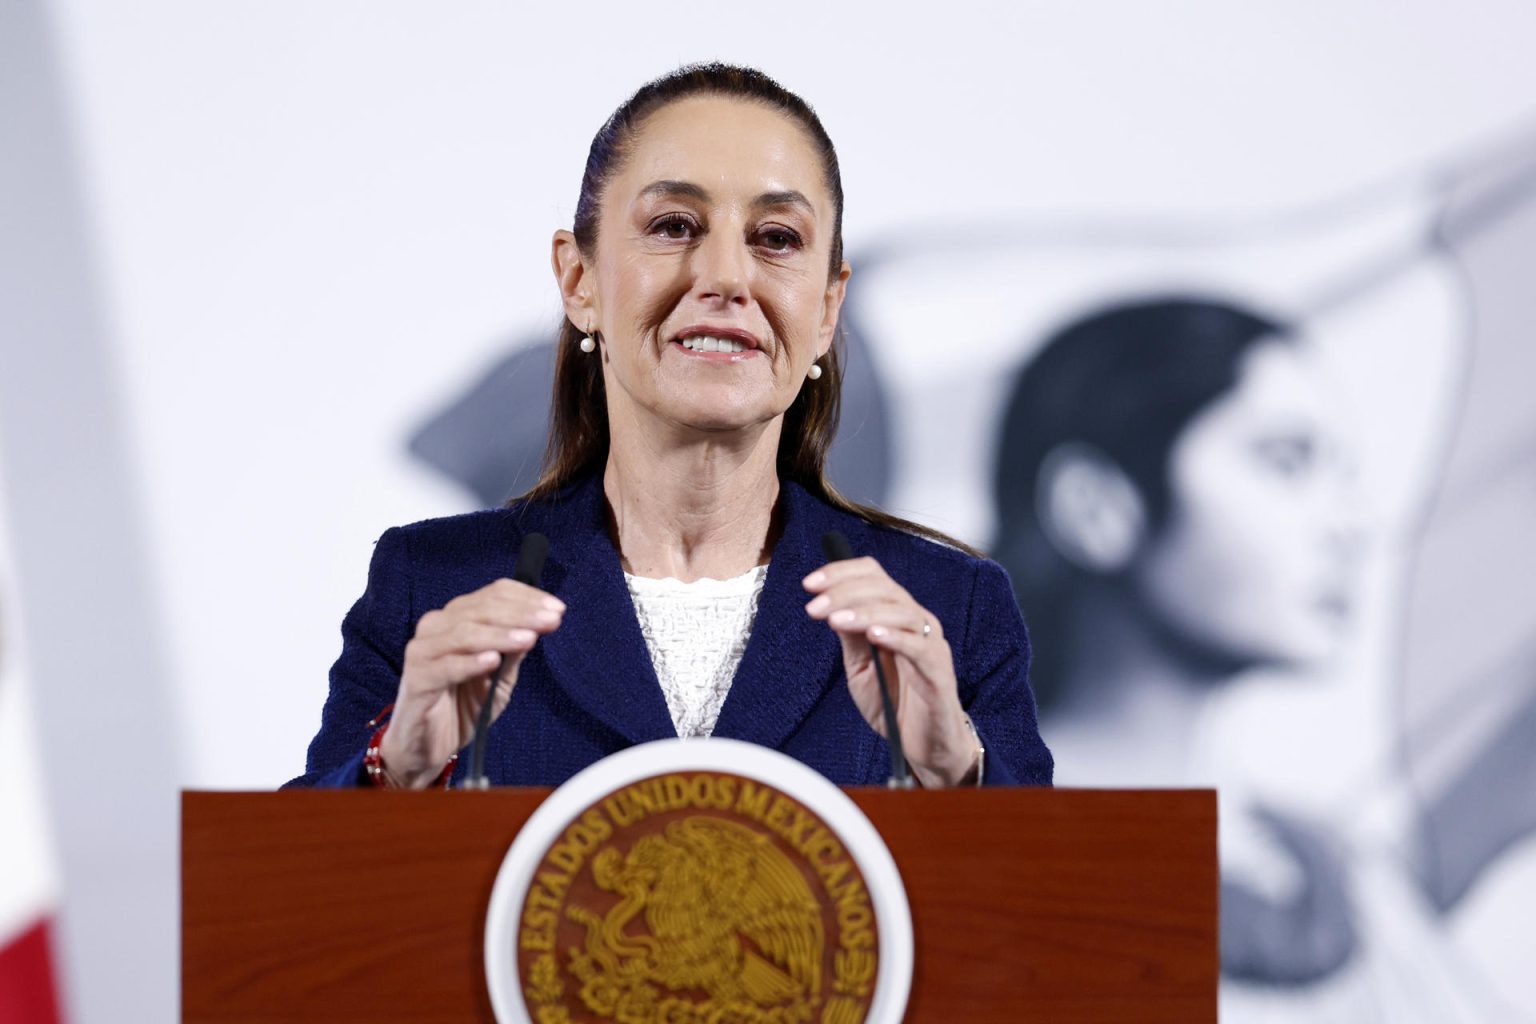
left=182, top=788, right=1216, bottom=1023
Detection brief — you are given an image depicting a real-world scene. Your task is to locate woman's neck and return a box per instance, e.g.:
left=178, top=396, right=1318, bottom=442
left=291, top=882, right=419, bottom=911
left=603, top=405, right=782, bottom=582
left=1049, top=583, right=1235, bottom=782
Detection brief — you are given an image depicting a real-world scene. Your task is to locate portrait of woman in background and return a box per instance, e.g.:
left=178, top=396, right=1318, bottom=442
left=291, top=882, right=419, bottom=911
left=991, top=296, right=1525, bottom=1020
left=992, top=298, right=1360, bottom=786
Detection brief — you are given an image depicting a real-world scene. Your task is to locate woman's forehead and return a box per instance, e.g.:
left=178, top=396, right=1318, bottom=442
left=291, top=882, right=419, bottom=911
left=616, top=96, right=831, bottom=208
left=1198, top=342, right=1346, bottom=440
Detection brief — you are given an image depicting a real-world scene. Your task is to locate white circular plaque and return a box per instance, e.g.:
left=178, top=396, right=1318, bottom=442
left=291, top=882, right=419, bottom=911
left=484, top=738, right=913, bottom=1024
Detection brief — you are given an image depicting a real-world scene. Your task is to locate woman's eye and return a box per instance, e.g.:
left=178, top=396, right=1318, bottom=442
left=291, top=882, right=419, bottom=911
left=756, top=228, right=801, bottom=252
left=654, top=217, right=696, bottom=240
left=1252, top=436, right=1315, bottom=479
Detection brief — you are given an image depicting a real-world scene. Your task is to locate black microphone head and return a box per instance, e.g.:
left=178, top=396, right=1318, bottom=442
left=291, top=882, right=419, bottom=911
left=821, top=530, right=854, bottom=564
left=512, top=532, right=550, bottom=586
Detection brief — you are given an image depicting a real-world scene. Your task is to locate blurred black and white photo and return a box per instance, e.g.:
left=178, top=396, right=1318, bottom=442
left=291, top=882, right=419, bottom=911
left=4, top=4, right=1534, bottom=1019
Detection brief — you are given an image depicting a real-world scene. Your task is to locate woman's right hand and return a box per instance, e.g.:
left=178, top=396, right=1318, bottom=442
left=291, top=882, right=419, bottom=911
left=378, top=578, right=565, bottom=788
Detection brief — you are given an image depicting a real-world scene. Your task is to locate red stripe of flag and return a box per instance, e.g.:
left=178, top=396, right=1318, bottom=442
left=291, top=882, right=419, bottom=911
left=0, top=915, right=65, bottom=1023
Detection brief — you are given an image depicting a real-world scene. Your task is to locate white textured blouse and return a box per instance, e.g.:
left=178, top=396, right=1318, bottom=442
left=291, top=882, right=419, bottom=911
left=624, top=564, right=769, bottom=739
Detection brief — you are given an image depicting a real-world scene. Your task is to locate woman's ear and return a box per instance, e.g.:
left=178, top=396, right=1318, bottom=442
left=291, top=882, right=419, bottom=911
left=551, top=229, right=595, bottom=329
left=1035, top=442, right=1147, bottom=573
left=816, top=261, right=852, bottom=359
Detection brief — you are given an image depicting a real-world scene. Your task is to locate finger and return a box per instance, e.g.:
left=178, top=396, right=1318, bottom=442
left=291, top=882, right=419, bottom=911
left=830, top=603, right=937, bottom=640
left=480, top=577, right=567, bottom=609
left=411, top=607, right=453, bottom=638
left=449, top=597, right=564, bottom=632
left=833, top=623, right=876, bottom=671
left=822, top=597, right=912, bottom=634
left=805, top=579, right=912, bottom=619
left=446, top=581, right=565, bottom=618
left=450, top=655, right=525, bottom=730
left=421, top=619, right=545, bottom=654
left=866, top=623, right=949, bottom=671
left=411, top=622, right=544, bottom=662
left=429, top=597, right=565, bottom=637
left=801, top=556, right=887, bottom=593
left=407, top=649, right=501, bottom=691
left=843, top=646, right=907, bottom=729
left=461, top=664, right=519, bottom=708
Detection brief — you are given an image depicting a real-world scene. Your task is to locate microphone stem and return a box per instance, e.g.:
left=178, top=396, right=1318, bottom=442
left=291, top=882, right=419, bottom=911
left=871, top=652, right=913, bottom=788
left=462, top=532, right=548, bottom=789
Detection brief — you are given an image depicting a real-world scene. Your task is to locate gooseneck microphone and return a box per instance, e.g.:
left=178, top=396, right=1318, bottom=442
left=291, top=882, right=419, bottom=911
left=464, top=531, right=549, bottom=789
left=821, top=531, right=914, bottom=789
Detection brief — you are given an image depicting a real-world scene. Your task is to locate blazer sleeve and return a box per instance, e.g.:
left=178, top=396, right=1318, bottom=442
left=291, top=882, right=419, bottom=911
left=957, top=558, right=1054, bottom=787
left=282, top=527, right=414, bottom=788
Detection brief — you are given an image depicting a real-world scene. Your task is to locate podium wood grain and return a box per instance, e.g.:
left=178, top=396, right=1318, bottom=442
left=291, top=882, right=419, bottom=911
left=182, top=788, right=1215, bottom=1022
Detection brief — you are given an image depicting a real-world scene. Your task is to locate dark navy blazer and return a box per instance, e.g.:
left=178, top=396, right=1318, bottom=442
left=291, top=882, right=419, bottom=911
left=288, top=474, right=1053, bottom=788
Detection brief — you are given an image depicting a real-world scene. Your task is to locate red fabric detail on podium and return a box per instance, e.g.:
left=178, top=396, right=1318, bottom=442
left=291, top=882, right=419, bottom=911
left=0, top=916, right=66, bottom=1023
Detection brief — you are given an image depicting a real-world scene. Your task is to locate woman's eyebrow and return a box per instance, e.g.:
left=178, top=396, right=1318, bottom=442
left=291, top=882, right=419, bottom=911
left=638, top=179, right=709, bottom=202
left=754, top=190, right=814, bottom=216
left=637, top=180, right=814, bottom=217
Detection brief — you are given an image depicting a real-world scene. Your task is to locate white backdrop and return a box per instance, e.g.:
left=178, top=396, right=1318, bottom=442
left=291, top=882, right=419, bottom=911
left=4, top=1, right=1536, bottom=1020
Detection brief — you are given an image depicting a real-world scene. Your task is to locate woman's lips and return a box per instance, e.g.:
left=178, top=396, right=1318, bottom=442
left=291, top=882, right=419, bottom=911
left=1312, top=588, right=1353, bottom=624
left=670, top=340, right=761, bottom=361
left=670, top=331, right=764, bottom=360
left=671, top=326, right=764, bottom=352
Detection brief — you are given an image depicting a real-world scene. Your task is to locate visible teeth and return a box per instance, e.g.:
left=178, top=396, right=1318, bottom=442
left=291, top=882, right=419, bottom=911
left=680, top=336, right=746, bottom=353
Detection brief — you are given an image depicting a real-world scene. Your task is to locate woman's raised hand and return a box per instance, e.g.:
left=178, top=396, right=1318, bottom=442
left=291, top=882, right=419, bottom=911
left=379, top=579, right=564, bottom=788
left=803, top=557, right=981, bottom=787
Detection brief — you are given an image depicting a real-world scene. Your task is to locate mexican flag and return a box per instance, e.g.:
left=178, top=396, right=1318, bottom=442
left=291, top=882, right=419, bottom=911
left=0, top=491, right=66, bottom=1021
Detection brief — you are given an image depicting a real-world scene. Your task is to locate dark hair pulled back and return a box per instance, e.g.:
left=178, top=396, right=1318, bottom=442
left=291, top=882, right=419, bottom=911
left=991, top=296, right=1290, bottom=709
left=519, top=62, right=971, bottom=554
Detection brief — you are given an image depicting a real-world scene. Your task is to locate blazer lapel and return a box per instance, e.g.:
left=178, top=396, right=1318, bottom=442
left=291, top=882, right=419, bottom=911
left=712, top=482, right=848, bottom=749
left=522, top=477, right=677, bottom=745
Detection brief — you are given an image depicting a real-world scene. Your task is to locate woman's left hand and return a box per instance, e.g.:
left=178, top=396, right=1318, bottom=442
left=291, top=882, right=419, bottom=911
left=804, top=557, right=981, bottom=787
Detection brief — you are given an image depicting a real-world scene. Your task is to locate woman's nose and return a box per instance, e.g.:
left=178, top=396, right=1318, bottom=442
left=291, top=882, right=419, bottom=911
left=1324, top=490, right=1369, bottom=568
left=692, top=228, right=750, bottom=306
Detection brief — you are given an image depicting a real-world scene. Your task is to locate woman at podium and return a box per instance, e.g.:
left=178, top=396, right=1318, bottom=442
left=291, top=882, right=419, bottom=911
left=288, top=64, right=1053, bottom=792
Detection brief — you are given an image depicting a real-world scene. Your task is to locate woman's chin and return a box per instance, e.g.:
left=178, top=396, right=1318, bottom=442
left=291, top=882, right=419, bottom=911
left=1231, top=628, right=1344, bottom=673
left=651, top=393, right=778, bottom=437
left=666, top=406, right=773, bottom=438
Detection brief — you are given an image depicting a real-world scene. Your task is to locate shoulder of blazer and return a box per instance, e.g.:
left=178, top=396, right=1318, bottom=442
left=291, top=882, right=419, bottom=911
left=787, top=481, right=991, bottom=588
left=388, top=474, right=605, bottom=563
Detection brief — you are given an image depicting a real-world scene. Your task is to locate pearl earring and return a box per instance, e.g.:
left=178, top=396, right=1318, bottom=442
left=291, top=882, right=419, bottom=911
left=579, top=328, right=596, bottom=354
left=807, top=363, right=823, bottom=380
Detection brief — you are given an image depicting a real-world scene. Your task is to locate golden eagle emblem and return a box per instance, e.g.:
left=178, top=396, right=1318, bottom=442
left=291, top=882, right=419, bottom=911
left=517, top=772, right=878, bottom=1024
